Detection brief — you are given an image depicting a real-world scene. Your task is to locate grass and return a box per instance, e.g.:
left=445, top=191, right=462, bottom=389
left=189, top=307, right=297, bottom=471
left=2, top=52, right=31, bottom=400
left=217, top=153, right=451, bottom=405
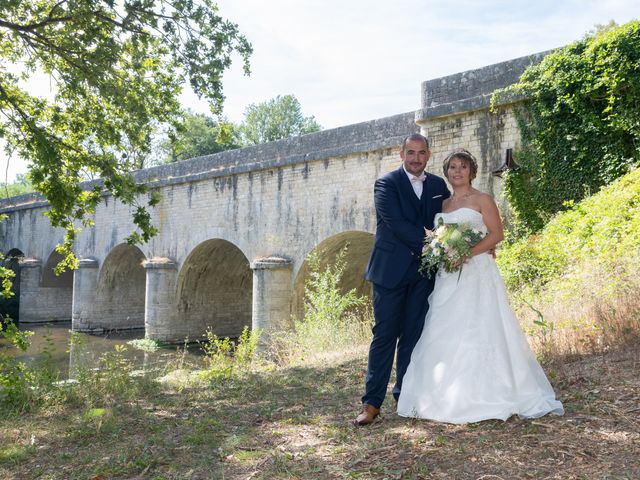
left=1, top=276, right=639, bottom=479
left=0, top=342, right=638, bottom=479
left=510, top=256, right=640, bottom=365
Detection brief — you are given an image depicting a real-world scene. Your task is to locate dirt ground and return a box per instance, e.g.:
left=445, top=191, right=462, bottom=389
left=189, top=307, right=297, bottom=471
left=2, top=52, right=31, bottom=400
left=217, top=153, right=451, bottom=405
left=1, top=343, right=638, bottom=479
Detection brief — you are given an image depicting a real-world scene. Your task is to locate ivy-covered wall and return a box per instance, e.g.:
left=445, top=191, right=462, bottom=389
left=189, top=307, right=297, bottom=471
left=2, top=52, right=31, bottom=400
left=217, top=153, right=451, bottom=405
left=493, top=21, right=640, bottom=233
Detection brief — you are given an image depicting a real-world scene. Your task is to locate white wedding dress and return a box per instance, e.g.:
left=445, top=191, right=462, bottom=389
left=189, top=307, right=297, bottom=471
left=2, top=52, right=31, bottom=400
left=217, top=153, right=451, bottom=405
left=397, top=208, right=564, bottom=424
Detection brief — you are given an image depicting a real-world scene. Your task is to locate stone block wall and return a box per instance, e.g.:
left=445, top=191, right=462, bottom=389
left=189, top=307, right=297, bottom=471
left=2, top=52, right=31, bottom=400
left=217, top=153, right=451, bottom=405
left=18, top=260, right=72, bottom=323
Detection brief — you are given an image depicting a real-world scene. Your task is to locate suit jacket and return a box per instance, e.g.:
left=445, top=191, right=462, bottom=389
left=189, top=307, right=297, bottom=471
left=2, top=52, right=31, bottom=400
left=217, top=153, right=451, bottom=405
left=365, top=166, right=450, bottom=289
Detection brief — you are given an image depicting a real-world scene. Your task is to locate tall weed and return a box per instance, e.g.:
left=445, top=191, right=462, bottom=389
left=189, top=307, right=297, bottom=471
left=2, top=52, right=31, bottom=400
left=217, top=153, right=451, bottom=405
left=514, top=257, right=640, bottom=363
left=68, top=337, right=158, bottom=408
left=1, top=324, right=159, bottom=414
left=199, top=326, right=261, bottom=382
left=275, top=245, right=372, bottom=365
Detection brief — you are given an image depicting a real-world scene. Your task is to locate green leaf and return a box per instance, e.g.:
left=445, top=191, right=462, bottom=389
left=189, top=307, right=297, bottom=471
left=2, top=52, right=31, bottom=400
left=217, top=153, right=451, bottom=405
left=0, top=0, right=253, bottom=270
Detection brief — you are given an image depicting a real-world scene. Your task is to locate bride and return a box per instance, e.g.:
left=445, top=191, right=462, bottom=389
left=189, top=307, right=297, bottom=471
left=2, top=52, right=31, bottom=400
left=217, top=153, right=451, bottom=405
left=397, top=149, right=564, bottom=424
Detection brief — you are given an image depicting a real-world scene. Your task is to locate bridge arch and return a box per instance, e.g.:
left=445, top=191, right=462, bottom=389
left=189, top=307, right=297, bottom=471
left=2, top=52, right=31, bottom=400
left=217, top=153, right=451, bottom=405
left=95, top=243, right=147, bottom=330
left=42, top=250, right=74, bottom=288
left=0, top=248, right=24, bottom=321
left=5, top=248, right=24, bottom=258
left=292, top=231, right=374, bottom=320
left=176, top=239, right=252, bottom=340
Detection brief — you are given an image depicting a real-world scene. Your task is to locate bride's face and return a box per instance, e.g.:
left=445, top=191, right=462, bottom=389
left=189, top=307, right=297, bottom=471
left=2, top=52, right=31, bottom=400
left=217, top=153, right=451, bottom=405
left=446, top=157, right=472, bottom=186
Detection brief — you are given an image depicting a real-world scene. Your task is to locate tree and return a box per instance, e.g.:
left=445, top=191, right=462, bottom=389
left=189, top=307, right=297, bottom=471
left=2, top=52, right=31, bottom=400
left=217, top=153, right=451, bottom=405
left=239, top=94, right=321, bottom=145
left=0, top=0, right=252, bottom=269
left=492, top=21, right=640, bottom=233
left=1, top=174, right=33, bottom=198
left=166, top=110, right=240, bottom=162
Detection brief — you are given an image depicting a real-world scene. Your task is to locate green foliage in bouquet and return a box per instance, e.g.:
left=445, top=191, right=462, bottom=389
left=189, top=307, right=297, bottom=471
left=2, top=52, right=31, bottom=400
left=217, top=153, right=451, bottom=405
left=420, top=218, right=484, bottom=277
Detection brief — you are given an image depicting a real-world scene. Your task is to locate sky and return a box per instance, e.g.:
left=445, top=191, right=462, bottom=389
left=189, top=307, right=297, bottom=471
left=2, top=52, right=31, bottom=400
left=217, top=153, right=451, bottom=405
left=1, top=0, right=638, bottom=182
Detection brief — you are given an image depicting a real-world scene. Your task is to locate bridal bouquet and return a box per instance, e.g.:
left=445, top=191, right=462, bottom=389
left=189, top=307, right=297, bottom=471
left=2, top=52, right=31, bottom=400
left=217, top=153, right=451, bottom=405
left=419, top=218, right=484, bottom=278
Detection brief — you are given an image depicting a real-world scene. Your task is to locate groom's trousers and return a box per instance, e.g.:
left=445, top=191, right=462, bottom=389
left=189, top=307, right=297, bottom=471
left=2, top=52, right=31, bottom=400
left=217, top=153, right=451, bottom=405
left=362, top=264, right=434, bottom=409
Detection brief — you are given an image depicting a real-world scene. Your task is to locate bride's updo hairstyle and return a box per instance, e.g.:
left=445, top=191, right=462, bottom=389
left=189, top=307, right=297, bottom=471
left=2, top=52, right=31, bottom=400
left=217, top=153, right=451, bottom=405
left=442, top=148, right=478, bottom=184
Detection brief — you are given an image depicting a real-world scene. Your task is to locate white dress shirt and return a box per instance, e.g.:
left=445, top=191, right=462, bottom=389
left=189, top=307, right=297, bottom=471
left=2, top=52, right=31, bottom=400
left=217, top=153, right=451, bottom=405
left=402, top=165, right=426, bottom=199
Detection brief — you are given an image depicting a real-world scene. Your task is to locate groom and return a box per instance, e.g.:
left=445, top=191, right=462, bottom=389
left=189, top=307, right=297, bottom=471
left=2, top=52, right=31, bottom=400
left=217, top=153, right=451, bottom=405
left=354, top=133, right=450, bottom=426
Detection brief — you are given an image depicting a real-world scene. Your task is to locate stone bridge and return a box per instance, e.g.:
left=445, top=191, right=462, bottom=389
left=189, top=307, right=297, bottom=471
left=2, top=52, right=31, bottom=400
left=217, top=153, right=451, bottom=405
left=0, top=52, right=545, bottom=344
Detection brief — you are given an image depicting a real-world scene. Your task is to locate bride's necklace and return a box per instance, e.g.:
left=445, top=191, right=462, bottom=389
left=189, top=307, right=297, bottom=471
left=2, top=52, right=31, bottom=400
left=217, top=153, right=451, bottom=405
left=451, top=190, right=472, bottom=202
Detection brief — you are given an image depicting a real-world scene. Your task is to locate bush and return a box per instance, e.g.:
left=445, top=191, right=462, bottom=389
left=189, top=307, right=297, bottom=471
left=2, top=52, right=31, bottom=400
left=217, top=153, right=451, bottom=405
left=498, top=167, right=640, bottom=292
left=497, top=167, right=640, bottom=359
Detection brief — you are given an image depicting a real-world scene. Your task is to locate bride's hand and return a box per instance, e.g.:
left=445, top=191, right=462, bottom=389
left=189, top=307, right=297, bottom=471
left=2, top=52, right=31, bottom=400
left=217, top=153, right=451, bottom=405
left=451, top=257, right=465, bottom=270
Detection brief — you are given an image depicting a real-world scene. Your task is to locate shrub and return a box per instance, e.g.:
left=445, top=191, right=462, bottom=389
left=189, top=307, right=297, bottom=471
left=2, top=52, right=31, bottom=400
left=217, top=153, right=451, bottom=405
left=498, top=167, right=640, bottom=359
left=498, top=167, right=640, bottom=292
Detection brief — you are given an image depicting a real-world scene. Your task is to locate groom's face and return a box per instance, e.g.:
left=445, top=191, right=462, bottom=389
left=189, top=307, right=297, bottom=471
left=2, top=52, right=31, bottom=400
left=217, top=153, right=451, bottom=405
left=401, top=139, right=430, bottom=176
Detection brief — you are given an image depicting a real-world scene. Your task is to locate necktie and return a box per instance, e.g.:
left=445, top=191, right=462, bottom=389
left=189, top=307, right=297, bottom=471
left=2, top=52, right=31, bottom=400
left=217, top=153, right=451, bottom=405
left=410, top=174, right=426, bottom=198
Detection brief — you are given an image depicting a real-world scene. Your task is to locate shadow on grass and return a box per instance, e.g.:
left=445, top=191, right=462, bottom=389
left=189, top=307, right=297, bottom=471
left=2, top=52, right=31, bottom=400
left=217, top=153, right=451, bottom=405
left=1, top=345, right=639, bottom=479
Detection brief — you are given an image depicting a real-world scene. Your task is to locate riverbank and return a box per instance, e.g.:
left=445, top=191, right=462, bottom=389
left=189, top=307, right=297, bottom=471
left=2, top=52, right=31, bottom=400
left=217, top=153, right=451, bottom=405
left=0, top=322, right=205, bottom=380
left=1, top=341, right=638, bottom=479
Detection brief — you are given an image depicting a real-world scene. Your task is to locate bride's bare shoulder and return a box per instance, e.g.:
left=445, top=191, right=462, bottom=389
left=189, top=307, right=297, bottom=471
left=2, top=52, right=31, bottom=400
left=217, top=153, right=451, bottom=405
left=475, top=191, right=496, bottom=203
left=477, top=192, right=500, bottom=217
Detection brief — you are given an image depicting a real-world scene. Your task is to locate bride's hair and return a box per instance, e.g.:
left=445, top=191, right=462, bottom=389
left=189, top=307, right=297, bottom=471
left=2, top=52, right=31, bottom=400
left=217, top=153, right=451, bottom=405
left=442, top=148, right=478, bottom=184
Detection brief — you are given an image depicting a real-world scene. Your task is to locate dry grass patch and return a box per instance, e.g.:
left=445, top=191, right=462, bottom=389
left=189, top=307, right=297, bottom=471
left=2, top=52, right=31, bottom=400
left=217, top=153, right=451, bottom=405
left=2, top=342, right=637, bottom=479
left=514, top=259, right=640, bottom=365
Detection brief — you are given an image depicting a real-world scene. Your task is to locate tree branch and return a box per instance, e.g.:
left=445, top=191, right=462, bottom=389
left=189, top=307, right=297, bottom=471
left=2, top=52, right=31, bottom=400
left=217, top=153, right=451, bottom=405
left=0, top=16, right=75, bottom=33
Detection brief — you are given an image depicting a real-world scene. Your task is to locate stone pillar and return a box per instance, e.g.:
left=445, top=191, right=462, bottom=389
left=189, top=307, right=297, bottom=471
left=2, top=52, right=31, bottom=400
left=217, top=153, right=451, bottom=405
left=143, top=257, right=178, bottom=342
left=17, top=258, right=43, bottom=323
left=250, top=257, right=293, bottom=350
left=71, top=258, right=100, bottom=332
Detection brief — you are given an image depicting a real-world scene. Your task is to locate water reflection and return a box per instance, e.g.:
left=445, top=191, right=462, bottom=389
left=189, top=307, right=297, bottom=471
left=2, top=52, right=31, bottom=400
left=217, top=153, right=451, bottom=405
left=0, top=322, right=205, bottom=379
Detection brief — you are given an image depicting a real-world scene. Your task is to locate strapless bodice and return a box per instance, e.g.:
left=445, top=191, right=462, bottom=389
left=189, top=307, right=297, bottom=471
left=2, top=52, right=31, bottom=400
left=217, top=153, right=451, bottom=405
left=435, top=207, right=487, bottom=235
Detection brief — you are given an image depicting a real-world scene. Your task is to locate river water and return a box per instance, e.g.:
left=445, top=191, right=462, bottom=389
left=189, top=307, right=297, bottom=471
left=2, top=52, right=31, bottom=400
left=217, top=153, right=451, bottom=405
left=0, top=322, right=206, bottom=379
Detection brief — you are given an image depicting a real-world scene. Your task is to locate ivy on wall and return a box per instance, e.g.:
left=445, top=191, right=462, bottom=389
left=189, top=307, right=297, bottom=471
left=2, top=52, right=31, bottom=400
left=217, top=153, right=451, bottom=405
left=493, top=21, right=640, bottom=233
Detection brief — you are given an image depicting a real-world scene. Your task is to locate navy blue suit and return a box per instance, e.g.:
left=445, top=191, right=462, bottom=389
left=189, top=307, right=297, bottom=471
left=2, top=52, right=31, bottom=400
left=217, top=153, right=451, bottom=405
left=362, top=166, right=450, bottom=408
